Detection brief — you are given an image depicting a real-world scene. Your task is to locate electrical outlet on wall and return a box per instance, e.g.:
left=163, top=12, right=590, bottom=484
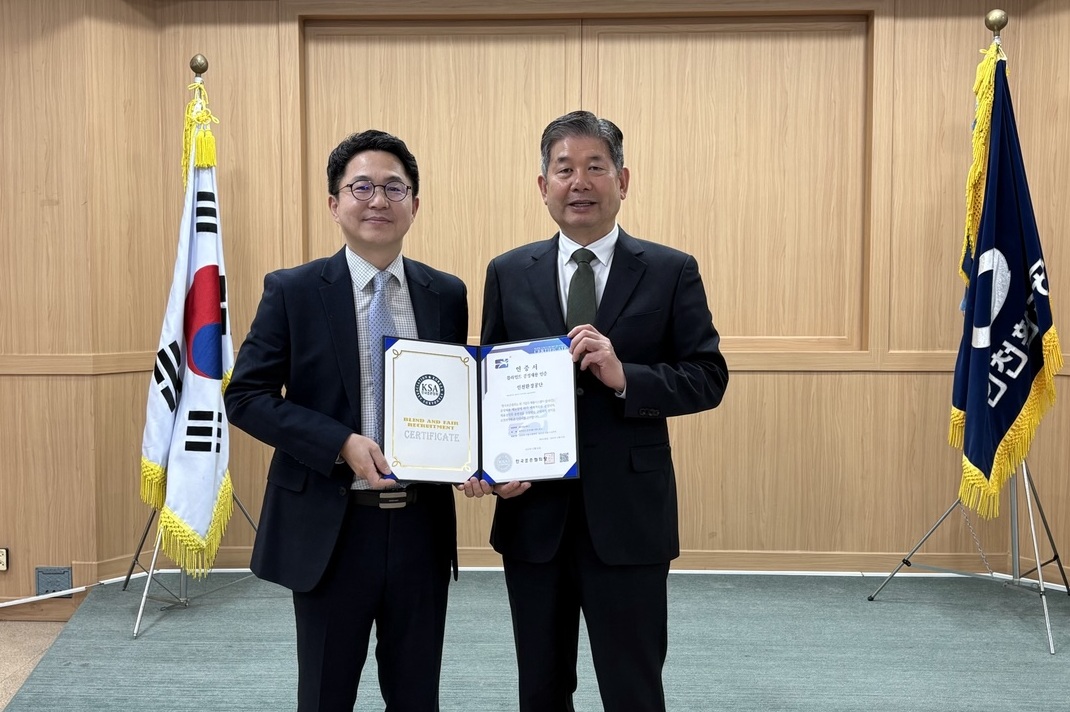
left=0, top=548, right=8, bottom=571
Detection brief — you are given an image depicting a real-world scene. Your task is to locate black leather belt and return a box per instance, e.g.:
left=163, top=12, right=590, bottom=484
left=351, top=487, right=417, bottom=509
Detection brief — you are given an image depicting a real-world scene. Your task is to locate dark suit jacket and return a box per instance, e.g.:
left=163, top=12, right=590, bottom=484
left=481, top=229, right=728, bottom=566
left=225, top=248, right=468, bottom=592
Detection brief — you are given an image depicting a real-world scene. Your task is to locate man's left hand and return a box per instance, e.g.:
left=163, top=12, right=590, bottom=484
left=456, top=476, right=532, bottom=499
left=567, top=324, right=626, bottom=392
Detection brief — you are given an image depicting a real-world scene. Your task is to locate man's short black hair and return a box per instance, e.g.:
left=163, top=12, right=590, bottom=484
left=326, top=130, right=420, bottom=197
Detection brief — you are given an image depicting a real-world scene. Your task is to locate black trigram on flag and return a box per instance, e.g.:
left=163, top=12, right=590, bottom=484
left=153, top=341, right=183, bottom=412
left=185, top=410, right=223, bottom=453
left=219, top=274, right=229, bottom=337
left=196, top=191, right=218, bottom=235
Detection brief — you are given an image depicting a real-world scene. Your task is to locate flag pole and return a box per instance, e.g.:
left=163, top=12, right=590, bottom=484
left=867, top=9, right=1067, bottom=653
left=992, top=7, right=1019, bottom=591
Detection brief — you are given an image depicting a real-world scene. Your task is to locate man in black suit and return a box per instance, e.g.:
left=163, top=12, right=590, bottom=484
left=226, top=130, right=468, bottom=711
left=462, top=111, right=728, bottom=711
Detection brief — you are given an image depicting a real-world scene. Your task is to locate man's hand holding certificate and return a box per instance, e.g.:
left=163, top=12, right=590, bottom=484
left=382, top=337, right=578, bottom=484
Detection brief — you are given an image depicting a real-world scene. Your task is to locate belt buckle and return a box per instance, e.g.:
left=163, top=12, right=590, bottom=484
left=379, top=491, right=407, bottom=509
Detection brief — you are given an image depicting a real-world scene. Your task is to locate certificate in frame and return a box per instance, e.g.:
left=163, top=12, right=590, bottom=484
left=479, top=338, right=579, bottom=483
left=381, top=337, right=578, bottom=483
left=383, top=339, right=480, bottom=483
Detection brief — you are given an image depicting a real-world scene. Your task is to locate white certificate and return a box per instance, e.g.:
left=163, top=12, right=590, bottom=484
left=383, top=338, right=480, bottom=483
left=480, top=338, right=578, bottom=483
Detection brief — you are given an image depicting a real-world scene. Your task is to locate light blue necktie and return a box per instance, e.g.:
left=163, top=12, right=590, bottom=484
left=368, top=271, right=396, bottom=448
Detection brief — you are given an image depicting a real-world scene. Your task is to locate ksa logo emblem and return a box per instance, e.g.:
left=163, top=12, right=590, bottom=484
left=414, top=374, right=445, bottom=406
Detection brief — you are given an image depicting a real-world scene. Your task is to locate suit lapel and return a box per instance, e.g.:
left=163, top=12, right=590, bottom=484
left=404, top=258, right=441, bottom=340
left=598, top=229, right=646, bottom=334
left=525, top=236, right=567, bottom=334
left=319, top=249, right=363, bottom=423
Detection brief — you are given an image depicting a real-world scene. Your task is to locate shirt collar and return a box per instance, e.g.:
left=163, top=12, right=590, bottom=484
left=345, top=246, right=406, bottom=291
left=558, top=224, right=619, bottom=266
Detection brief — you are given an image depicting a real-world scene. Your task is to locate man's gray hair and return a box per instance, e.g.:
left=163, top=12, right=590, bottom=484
left=540, top=111, right=624, bottom=176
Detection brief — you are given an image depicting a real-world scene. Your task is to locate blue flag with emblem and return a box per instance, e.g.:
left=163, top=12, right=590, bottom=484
left=949, top=43, right=1062, bottom=519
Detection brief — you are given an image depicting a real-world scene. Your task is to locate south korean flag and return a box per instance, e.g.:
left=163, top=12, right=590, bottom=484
left=140, top=115, right=234, bottom=576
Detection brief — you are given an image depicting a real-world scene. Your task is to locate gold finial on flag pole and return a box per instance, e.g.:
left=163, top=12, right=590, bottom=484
left=985, top=9, right=1008, bottom=41
left=181, top=54, right=218, bottom=182
left=190, top=54, right=209, bottom=76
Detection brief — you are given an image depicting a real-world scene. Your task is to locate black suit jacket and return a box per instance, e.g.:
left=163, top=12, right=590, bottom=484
left=225, top=248, right=468, bottom=592
left=481, top=230, right=727, bottom=566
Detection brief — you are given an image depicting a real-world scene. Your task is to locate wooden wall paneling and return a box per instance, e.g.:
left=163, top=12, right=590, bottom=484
left=1009, top=1, right=1070, bottom=585
left=885, top=0, right=1029, bottom=368
left=0, top=1, right=95, bottom=607
left=0, top=1, right=91, bottom=356
left=302, top=20, right=581, bottom=344
left=80, top=1, right=164, bottom=583
left=672, top=372, right=1007, bottom=570
left=91, top=373, right=158, bottom=580
left=456, top=493, right=497, bottom=564
left=1013, top=1, right=1070, bottom=366
left=282, top=0, right=889, bottom=22
left=866, top=4, right=894, bottom=363
left=0, top=377, right=96, bottom=599
left=86, top=1, right=166, bottom=356
left=581, top=18, right=871, bottom=359
left=278, top=3, right=305, bottom=295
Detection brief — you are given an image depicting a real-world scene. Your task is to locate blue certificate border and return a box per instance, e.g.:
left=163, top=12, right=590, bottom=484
left=380, top=336, right=579, bottom=482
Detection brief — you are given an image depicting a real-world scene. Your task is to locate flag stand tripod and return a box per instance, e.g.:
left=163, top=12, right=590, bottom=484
left=867, top=460, right=1068, bottom=653
left=121, top=493, right=258, bottom=638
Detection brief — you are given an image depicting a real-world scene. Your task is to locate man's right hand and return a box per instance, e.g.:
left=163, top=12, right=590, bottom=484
left=340, top=433, right=396, bottom=489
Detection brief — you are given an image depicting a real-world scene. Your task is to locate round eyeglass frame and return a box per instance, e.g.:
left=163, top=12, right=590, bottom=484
left=340, top=180, right=412, bottom=202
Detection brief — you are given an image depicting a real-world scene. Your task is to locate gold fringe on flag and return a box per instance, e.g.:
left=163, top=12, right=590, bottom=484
left=948, top=407, right=965, bottom=449
left=949, top=41, right=1004, bottom=451
left=958, top=41, right=1005, bottom=284
left=956, top=327, right=1063, bottom=518
left=158, top=472, right=235, bottom=578
left=180, top=80, right=220, bottom=187
left=140, top=457, right=167, bottom=511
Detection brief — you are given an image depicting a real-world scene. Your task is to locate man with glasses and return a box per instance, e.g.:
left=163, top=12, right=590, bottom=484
left=462, top=111, right=728, bottom=711
left=226, top=130, right=468, bottom=711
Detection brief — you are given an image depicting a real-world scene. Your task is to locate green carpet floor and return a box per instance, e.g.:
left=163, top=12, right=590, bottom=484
left=7, top=571, right=1070, bottom=711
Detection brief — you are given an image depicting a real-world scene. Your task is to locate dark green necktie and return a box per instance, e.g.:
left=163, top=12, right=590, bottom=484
left=566, top=248, right=597, bottom=330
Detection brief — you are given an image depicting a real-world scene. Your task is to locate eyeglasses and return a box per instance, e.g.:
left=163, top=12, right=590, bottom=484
left=340, top=180, right=412, bottom=202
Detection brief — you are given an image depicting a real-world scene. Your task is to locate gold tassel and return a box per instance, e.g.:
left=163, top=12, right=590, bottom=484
left=195, top=128, right=217, bottom=168
left=181, top=80, right=220, bottom=186
left=1043, top=327, right=1064, bottom=380
left=959, top=42, right=1004, bottom=284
